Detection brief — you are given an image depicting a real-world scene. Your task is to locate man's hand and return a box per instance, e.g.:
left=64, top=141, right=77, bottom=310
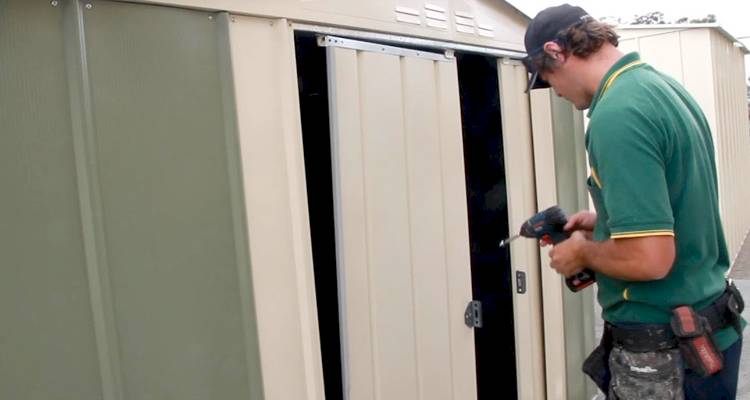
left=549, top=230, right=588, bottom=277
left=544, top=208, right=675, bottom=281
left=540, top=210, right=595, bottom=247
left=564, top=210, right=597, bottom=232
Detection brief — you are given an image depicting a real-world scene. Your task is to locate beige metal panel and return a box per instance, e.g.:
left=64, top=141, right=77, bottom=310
left=529, top=90, right=568, bottom=400
left=358, top=49, right=420, bottom=400
left=709, top=29, right=750, bottom=262
left=563, top=97, right=600, bottom=400
left=637, top=31, right=684, bottom=81
left=617, top=38, right=640, bottom=56
left=550, top=95, right=598, bottom=400
left=677, top=29, right=717, bottom=140
left=327, top=47, right=377, bottom=399
left=529, top=90, right=596, bottom=400
left=617, top=29, right=718, bottom=136
left=436, top=59, right=479, bottom=400
left=710, top=29, right=731, bottom=255
left=497, top=59, right=546, bottom=400
left=123, top=0, right=528, bottom=51
left=615, top=26, right=750, bottom=264
left=328, top=45, right=476, bottom=400
left=615, top=29, right=645, bottom=40
left=675, top=29, right=723, bottom=251
left=226, top=15, right=325, bottom=400
left=402, top=56, right=461, bottom=400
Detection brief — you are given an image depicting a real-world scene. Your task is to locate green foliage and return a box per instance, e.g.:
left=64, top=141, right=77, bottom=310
left=689, top=14, right=717, bottom=23
left=632, top=11, right=665, bottom=25
left=626, top=12, right=717, bottom=25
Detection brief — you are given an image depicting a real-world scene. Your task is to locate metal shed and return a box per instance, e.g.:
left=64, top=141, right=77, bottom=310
left=616, top=24, right=750, bottom=265
left=0, top=1, right=595, bottom=399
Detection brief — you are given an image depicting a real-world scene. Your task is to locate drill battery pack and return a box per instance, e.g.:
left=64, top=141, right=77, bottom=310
left=670, top=305, right=723, bottom=377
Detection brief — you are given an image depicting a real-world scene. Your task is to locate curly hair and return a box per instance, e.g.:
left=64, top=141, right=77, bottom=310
left=529, top=19, right=619, bottom=73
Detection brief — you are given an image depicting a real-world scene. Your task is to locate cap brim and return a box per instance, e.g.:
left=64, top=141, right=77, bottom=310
left=525, top=70, right=550, bottom=93
left=522, top=56, right=550, bottom=93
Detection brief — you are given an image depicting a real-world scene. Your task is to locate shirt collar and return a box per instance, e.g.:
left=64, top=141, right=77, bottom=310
left=587, top=52, right=642, bottom=118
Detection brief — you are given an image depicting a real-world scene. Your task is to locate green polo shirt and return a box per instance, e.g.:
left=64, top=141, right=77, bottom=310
left=585, top=52, right=743, bottom=349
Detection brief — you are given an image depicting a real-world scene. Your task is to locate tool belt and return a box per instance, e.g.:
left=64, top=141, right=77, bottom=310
left=610, top=281, right=744, bottom=352
left=583, top=281, right=744, bottom=392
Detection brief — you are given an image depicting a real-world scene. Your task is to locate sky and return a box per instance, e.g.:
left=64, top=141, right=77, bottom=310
left=510, top=0, right=750, bottom=83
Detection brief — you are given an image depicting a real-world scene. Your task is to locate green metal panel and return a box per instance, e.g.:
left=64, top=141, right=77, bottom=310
left=0, top=1, right=104, bottom=398
left=2, top=1, right=263, bottom=399
left=79, top=1, right=262, bottom=399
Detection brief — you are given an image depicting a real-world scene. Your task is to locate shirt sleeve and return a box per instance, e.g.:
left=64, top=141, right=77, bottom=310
left=589, top=106, right=674, bottom=239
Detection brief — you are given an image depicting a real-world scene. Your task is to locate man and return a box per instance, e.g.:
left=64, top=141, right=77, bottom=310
left=523, top=4, right=745, bottom=399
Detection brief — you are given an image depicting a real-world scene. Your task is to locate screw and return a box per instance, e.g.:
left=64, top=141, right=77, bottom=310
left=208, top=15, right=213, bottom=21
left=231, top=17, right=236, bottom=22
left=85, top=3, right=92, bottom=9
left=51, top=0, right=58, bottom=6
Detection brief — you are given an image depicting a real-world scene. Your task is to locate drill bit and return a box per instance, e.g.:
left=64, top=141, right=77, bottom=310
left=499, top=234, right=521, bottom=248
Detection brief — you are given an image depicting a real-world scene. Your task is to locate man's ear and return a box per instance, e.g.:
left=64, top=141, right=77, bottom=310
left=543, top=41, right=565, bottom=61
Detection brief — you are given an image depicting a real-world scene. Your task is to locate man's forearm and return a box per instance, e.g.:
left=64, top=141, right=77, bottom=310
left=579, top=236, right=675, bottom=281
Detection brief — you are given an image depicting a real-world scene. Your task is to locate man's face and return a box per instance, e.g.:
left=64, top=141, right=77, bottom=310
left=540, top=66, right=591, bottom=110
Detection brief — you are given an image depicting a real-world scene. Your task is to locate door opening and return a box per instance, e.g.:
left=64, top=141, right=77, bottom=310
left=294, top=32, right=344, bottom=400
left=296, top=32, right=519, bottom=399
left=456, top=53, right=518, bottom=399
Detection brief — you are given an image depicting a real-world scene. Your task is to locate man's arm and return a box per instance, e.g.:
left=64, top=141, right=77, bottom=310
left=549, top=232, right=675, bottom=281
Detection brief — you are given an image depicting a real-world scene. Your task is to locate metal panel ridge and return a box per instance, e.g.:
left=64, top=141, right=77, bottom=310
left=318, top=35, right=453, bottom=62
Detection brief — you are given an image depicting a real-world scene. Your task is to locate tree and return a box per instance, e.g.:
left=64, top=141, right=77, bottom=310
left=632, top=11, right=666, bottom=25
left=627, top=12, right=718, bottom=25
left=689, top=14, right=717, bottom=23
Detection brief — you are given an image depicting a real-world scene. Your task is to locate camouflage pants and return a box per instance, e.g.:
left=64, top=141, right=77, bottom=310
left=608, top=346, right=684, bottom=399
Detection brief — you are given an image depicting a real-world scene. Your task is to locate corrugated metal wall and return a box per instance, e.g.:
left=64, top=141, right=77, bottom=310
left=224, top=14, right=326, bottom=400
left=618, top=27, right=750, bottom=262
left=326, top=45, right=476, bottom=400
left=2, top=2, right=584, bottom=399
left=498, top=61, right=548, bottom=400
left=0, top=2, right=106, bottom=398
left=126, top=0, right=530, bottom=52
left=531, top=90, right=597, bottom=400
left=709, top=29, right=750, bottom=262
left=0, top=1, right=320, bottom=398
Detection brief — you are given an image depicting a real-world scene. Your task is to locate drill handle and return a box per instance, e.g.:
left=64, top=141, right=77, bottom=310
left=533, top=205, right=597, bottom=292
left=567, top=269, right=596, bottom=292
left=548, top=225, right=595, bottom=292
left=547, top=230, right=571, bottom=245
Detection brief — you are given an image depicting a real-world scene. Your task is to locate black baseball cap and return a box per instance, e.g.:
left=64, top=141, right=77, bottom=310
left=523, top=4, right=591, bottom=92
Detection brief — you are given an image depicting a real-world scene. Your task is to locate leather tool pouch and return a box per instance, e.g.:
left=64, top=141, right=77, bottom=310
left=582, top=323, right=612, bottom=393
left=670, top=305, right=723, bottom=377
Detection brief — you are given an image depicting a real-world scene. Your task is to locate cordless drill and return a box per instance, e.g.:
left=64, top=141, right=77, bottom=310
left=499, top=205, right=596, bottom=292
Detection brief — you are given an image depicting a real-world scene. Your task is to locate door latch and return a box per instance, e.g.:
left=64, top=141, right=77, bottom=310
left=464, top=300, right=483, bottom=328
left=516, top=271, right=526, bottom=294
